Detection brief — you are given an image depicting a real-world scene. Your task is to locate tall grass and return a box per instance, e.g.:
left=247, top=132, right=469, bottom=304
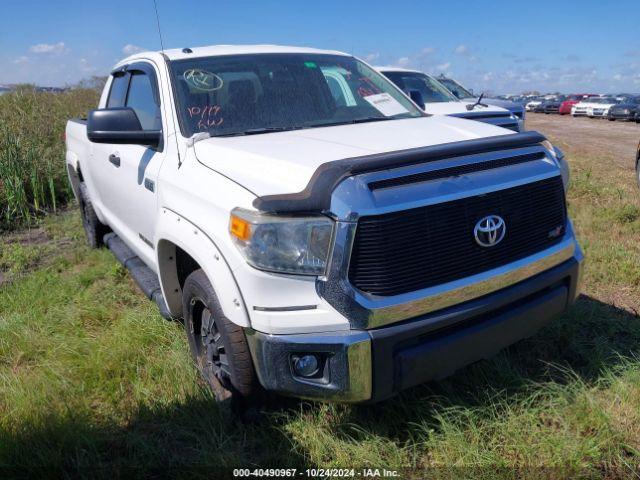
left=0, top=86, right=99, bottom=231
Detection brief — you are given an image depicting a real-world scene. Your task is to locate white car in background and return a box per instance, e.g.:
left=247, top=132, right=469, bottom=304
left=377, top=67, right=521, bottom=131
left=572, top=97, right=609, bottom=117
left=586, top=97, right=618, bottom=118
left=525, top=98, right=543, bottom=112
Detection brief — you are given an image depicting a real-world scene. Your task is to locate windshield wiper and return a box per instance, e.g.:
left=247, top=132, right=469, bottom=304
left=213, top=117, right=397, bottom=137
left=306, top=116, right=396, bottom=129
left=214, top=126, right=304, bottom=137
left=466, top=92, right=489, bottom=111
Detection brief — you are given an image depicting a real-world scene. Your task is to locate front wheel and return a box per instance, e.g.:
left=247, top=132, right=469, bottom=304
left=182, top=269, right=258, bottom=403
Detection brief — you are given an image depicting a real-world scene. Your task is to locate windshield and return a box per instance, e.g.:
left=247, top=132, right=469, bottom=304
left=381, top=71, right=458, bottom=103
left=436, top=77, right=475, bottom=99
left=170, top=53, right=423, bottom=137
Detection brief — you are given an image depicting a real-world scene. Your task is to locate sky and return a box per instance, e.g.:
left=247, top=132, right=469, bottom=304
left=1, top=0, right=639, bottom=94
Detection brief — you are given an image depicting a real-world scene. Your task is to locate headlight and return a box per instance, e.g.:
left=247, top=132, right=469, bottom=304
left=229, top=208, right=334, bottom=275
left=542, top=140, right=569, bottom=190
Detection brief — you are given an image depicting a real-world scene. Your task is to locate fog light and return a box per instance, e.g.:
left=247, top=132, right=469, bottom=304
left=292, top=354, right=320, bottom=378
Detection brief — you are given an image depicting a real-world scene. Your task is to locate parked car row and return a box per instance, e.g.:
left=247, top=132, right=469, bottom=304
left=376, top=67, right=523, bottom=131
left=525, top=93, right=640, bottom=122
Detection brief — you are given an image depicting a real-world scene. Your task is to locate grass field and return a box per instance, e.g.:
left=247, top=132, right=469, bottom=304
left=0, top=87, right=99, bottom=231
left=1, top=113, right=640, bottom=479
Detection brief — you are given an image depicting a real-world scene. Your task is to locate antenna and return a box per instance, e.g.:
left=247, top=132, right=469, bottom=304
left=152, top=0, right=183, bottom=168
left=153, top=0, right=165, bottom=52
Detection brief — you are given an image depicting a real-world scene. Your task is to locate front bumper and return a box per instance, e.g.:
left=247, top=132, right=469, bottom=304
left=246, top=247, right=583, bottom=403
left=609, top=112, right=635, bottom=121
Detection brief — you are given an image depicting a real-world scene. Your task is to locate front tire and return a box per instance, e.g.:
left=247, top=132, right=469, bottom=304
left=182, top=269, right=257, bottom=403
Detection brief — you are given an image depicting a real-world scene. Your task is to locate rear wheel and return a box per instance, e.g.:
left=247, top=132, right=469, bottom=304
left=79, top=183, right=108, bottom=248
left=182, top=269, right=257, bottom=403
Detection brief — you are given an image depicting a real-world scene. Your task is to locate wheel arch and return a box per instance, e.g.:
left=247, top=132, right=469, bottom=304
left=155, top=209, right=251, bottom=328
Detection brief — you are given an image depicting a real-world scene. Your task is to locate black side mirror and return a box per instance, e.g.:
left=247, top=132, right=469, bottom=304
left=408, top=90, right=425, bottom=110
left=87, top=107, right=161, bottom=148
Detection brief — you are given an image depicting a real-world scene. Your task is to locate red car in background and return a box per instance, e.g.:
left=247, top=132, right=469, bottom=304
left=559, top=94, right=598, bottom=114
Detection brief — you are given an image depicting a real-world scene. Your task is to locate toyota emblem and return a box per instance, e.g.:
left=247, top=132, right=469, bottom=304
left=474, top=215, right=506, bottom=247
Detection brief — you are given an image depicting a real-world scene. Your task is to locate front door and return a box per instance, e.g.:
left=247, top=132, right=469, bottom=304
left=90, top=62, right=166, bottom=266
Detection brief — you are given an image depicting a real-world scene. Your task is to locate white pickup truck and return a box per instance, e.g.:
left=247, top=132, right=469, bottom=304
left=65, top=45, right=583, bottom=404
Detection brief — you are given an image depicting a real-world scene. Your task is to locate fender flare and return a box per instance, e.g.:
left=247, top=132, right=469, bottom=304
left=155, top=208, right=251, bottom=328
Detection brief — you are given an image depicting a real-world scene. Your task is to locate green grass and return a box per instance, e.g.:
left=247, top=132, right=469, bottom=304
left=0, top=86, right=99, bottom=231
left=1, top=145, right=640, bottom=478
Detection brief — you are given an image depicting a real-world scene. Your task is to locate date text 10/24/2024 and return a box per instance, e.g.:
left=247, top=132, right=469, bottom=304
left=233, top=468, right=400, bottom=478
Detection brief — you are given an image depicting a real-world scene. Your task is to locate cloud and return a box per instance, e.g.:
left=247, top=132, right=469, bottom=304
left=29, top=42, right=67, bottom=55
left=420, top=47, right=436, bottom=56
left=454, top=44, right=468, bottom=55
left=394, top=56, right=411, bottom=68
left=435, top=62, right=451, bottom=71
left=363, top=52, right=380, bottom=63
left=13, top=56, right=30, bottom=64
left=453, top=44, right=477, bottom=62
left=122, top=44, right=146, bottom=55
left=79, top=58, right=97, bottom=73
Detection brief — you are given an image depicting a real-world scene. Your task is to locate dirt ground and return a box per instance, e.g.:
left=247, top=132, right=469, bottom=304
left=526, top=112, right=639, bottom=171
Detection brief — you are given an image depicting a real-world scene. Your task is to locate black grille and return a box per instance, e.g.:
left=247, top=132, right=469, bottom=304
left=349, top=176, right=566, bottom=296
left=369, top=152, right=546, bottom=190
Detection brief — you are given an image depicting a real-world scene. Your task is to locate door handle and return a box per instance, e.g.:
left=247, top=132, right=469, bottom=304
left=108, top=154, right=121, bottom=167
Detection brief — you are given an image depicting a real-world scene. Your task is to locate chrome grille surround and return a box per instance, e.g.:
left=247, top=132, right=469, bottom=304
left=317, top=144, right=580, bottom=329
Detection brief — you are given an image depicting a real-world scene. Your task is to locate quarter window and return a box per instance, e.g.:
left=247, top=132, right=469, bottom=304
left=107, top=73, right=129, bottom=107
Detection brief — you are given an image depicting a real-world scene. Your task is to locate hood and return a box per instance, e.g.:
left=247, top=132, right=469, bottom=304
left=464, top=97, right=524, bottom=115
left=422, top=101, right=508, bottom=116
left=484, top=97, right=523, bottom=112
left=611, top=103, right=639, bottom=109
left=193, top=116, right=514, bottom=197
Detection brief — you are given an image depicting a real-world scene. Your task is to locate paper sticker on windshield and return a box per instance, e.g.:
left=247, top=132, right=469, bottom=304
left=183, top=69, right=224, bottom=91
left=363, top=93, right=408, bottom=117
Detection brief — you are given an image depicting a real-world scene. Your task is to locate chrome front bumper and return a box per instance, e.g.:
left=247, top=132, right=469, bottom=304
left=246, top=241, right=583, bottom=403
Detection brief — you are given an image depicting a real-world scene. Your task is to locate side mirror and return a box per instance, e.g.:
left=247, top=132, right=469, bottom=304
left=87, top=107, right=161, bottom=148
left=408, top=90, right=425, bottom=110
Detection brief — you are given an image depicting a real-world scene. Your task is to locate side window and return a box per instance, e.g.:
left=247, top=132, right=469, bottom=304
left=126, top=71, right=161, bottom=130
left=107, top=73, right=129, bottom=107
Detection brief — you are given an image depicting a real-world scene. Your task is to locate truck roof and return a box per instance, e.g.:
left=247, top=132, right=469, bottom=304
left=375, top=66, right=423, bottom=74
left=120, top=44, right=351, bottom=63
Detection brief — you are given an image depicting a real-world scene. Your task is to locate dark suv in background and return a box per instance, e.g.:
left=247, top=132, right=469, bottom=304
left=608, top=96, right=640, bottom=122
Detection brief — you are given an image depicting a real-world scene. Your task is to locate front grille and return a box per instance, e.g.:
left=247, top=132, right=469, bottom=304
left=349, top=176, right=566, bottom=296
